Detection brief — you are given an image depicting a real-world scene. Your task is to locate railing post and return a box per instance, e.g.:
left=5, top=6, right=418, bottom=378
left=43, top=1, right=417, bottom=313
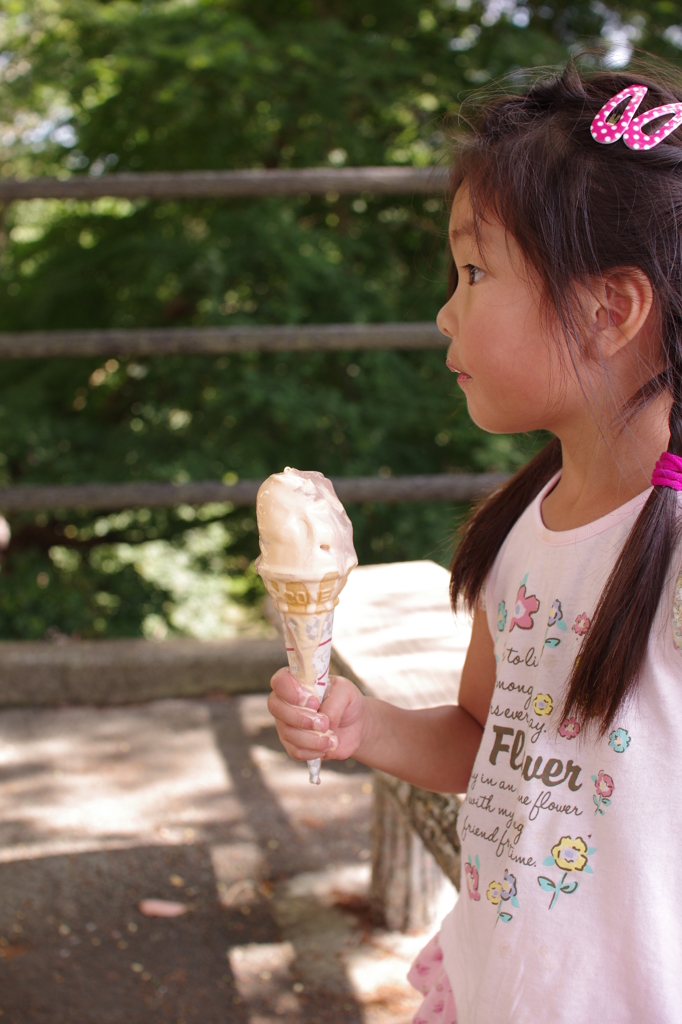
left=370, top=772, right=460, bottom=932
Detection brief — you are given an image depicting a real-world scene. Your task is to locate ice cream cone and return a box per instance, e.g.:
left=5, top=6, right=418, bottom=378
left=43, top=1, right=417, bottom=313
left=255, top=468, right=357, bottom=785
left=259, top=570, right=351, bottom=784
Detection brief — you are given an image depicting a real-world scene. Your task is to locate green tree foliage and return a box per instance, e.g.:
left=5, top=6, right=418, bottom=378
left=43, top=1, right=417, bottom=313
left=0, top=0, right=678, bottom=638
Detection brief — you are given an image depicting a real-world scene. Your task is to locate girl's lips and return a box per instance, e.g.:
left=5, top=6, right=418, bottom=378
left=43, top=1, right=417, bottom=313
left=446, top=359, right=472, bottom=384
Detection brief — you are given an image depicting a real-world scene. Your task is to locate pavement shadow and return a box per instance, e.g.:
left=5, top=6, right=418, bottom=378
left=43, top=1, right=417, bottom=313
left=0, top=842, right=256, bottom=1024
left=0, top=695, right=406, bottom=1024
left=209, top=696, right=370, bottom=1024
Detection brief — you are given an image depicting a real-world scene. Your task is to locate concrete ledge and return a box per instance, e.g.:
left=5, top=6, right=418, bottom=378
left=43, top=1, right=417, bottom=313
left=0, top=637, right=285, bottom=707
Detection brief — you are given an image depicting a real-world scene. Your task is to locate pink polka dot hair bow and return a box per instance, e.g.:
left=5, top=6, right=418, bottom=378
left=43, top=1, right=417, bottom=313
left=590, top=85, right=682, bottom=151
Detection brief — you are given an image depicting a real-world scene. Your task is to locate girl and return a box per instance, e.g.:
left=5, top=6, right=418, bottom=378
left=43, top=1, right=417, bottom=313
left=268, top=62, right=682, bottom=1023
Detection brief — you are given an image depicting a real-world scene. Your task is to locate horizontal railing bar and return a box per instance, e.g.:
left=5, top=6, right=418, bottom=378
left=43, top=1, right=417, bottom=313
left=0, top=166, right=449, bottom=202
left=0, top=473, right=509, bottom=512
left=0, top=322, right=444, bottom=359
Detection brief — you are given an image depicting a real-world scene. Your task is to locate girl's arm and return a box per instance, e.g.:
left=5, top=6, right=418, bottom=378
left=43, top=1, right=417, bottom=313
left=267, top=606, right=497, bottom=794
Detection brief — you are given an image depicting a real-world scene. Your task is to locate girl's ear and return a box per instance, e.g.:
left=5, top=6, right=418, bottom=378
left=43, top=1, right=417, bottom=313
left=588, top=268, right=655, bottom=358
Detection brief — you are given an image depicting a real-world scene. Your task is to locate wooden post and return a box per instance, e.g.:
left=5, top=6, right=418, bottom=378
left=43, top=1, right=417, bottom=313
left=370, top=772, right=461, bottom=932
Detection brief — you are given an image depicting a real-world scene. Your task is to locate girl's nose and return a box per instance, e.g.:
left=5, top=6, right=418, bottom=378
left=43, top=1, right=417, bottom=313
left=436, top=304, right=453, bottom=339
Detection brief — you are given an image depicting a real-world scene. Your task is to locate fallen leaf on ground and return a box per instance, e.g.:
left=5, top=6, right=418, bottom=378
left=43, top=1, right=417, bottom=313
left=138, top=899, right=189, bottom=918
left=0, top=944, right=30, bottom=960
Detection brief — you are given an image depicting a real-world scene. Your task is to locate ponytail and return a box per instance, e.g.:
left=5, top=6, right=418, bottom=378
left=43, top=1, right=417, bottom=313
left=450, top=438, right=562, bottom=610
left=559, top=364, right=682, bottom=734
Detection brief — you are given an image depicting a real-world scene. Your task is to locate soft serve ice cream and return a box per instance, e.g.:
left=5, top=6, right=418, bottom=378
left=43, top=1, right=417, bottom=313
left=255, top=468, right=357, bottom=783
left=255, top=468, right=357, bottom=602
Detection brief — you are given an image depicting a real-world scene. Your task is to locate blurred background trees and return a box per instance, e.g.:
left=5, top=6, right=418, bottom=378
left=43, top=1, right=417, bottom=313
left=0, top=0, right=677, bottom=639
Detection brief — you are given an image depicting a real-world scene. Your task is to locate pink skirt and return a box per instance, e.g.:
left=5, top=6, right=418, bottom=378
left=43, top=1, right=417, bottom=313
left=407, top=932, right=458, bottom=1023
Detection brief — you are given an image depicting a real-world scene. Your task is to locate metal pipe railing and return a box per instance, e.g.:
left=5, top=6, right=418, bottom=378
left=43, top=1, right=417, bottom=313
left=0, top=163, right=486, bottom=512
left=0, top=166, right=449, bottom=202
left=0, top=473, right=507, bottom=512
left=0, top=322, right=443, bottom=359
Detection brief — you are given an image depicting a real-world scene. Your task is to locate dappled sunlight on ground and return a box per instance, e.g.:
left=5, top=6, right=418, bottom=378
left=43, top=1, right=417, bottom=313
left=0, top=695, right=432, bottom=1023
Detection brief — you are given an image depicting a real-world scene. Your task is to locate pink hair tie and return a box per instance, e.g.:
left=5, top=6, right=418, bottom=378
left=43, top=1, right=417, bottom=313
left=651, top=452, right=682, bottom=490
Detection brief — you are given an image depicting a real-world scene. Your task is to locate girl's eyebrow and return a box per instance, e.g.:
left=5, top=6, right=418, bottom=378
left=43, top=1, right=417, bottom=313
left=449, top=221, right=477, bottom=243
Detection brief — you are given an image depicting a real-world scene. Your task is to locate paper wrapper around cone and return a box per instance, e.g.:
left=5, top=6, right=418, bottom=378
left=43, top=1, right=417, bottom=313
left=259, top=570, right=350, bottom=784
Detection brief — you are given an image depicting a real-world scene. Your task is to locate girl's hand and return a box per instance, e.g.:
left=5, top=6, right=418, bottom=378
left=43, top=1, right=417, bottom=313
left=267, top=668, right=366, bottom=763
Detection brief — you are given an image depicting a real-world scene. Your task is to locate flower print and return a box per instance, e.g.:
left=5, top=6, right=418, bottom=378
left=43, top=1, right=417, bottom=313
left=572, top=613, right=591, bottom=636
left=465, top=858, right=481, bottom=901
left=486, top=881, right=502, bottom=905
left=542, top=598, right=567, bottom=653
left=500, top=869, right=517, bottom=901
left=509, top=584, right=540, bottom=631
left=551, top=836, right=588, bottom=872
left=538, top=836, right=595, bottom=909
left=547, top=599, right=563, bottom=627
left=595, top=771, right=614, bottom=797
left=415, top=963, right=430, bottom=977
left=608, top=727, right=631, bottom=753
left=532, top=693, right=553, bottom=716
left=432, top=1002, right=445, bottom=1014
left=497, top=600, right=507, bottom=631
left=593, top=771, right=614, bottom=816
left=559, top=717, right=580, bottom=739
left=487, top=874, right=518, bottom=922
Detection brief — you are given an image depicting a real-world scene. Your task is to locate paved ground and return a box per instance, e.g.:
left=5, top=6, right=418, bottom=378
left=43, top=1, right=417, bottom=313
left=0, top=695, right=442, bottom=1024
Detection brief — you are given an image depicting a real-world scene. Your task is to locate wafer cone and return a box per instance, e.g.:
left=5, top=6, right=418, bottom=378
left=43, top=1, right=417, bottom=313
left=260, top=570, right=350, bottom=784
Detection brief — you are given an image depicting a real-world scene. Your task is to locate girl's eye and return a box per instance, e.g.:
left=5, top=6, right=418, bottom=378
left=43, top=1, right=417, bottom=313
left=464, top=263, right=485, bottom=285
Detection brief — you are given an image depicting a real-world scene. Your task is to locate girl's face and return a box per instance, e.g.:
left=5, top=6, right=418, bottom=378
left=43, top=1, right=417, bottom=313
left=438, top=186, right=577, bottom=435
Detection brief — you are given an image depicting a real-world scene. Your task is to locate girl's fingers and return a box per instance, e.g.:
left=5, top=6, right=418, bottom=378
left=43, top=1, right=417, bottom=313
left=267, top=670, right=354, bottom=762
left=278, top=723, right=338, bottom=761
left=269, top=667, right=320, bottom=710
left=267, top=691, right=330, bottom=734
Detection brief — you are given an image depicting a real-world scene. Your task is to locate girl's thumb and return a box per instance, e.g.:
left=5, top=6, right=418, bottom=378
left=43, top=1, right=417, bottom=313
left=319, top=674, right=355, bottom=728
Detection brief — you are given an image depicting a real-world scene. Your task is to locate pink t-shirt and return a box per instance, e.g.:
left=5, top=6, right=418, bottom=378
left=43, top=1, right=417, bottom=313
left=439, top=472, right=682, bottom=1023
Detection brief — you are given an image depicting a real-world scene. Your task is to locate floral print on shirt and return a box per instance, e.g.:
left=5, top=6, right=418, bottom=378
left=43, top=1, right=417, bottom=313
left=532, top=693, right=553, bottom=716
left=486, top=870, right=519, bottom=924
left=465, top=855, right=481, bottom=901
left=538, top=837, right=596, bottom=910
left=593, top=771, right=614, bottom=815
left=608, top=728, right=631, bottom=753
left=572, top=613, right=591, bottom=636
left=559, top=717, right=580, bottom=739
left=508, top=575, right=540, bottom=632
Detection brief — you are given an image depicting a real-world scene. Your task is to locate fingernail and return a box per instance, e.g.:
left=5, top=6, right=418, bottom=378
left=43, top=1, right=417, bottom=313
left=306, top=696, right=319, bottom=710
left=327, top=732, right=339, bottom=751
left=312, top=715, right=328, bottom=732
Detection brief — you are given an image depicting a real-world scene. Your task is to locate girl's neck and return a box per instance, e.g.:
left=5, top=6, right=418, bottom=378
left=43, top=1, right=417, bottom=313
left=541, top=395, right=671, bottom=532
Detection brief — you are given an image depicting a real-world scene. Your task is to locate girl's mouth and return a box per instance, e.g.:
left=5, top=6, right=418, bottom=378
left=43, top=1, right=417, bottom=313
left=446, top=359, right=472, bottom=384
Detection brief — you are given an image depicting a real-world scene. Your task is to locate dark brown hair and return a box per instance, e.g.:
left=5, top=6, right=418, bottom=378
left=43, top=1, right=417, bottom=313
left=449, top=59, right=682, bottom=734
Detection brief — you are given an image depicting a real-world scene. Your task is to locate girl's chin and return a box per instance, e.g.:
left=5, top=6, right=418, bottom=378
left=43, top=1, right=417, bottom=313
left=464, top=398, right=532, bottom=435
